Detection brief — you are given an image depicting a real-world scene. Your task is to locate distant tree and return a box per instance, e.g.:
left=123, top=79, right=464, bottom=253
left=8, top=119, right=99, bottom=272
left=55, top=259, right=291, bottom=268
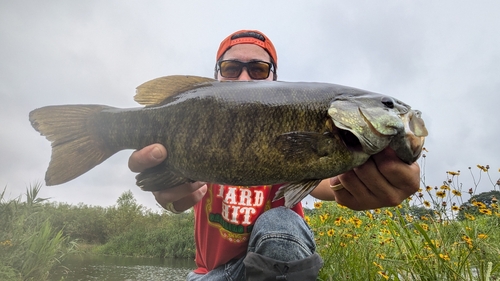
left=457, top=190, right=500, bottom=220
left=116, top=190, right=143, bottom=213
left=105, top=190, right=145, bottom=237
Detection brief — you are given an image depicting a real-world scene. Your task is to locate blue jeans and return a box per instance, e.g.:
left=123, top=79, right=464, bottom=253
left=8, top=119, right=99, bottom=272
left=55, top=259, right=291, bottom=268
left=187, top=207, right=318, bottom=281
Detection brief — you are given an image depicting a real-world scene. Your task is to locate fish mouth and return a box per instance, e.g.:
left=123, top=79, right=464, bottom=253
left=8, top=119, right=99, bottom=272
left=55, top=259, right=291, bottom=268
left=337, top=128, right=364, bottom=152
left=393, top=110, right=428, bottom=163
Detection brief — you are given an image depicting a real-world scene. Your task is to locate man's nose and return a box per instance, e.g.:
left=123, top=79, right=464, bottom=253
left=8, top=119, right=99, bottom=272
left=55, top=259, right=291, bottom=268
left=237, top=68, right=252, bottom=81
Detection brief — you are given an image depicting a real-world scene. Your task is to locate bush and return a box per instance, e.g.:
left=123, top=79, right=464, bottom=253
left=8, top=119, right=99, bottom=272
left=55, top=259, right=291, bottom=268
left=96, top=212, right=195, bottom=258
left=0, top=184, right=75, bottom=281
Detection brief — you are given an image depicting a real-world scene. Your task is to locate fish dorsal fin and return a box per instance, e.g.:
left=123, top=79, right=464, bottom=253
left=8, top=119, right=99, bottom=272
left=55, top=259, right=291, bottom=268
left=134, top=75, right=216, bottom=106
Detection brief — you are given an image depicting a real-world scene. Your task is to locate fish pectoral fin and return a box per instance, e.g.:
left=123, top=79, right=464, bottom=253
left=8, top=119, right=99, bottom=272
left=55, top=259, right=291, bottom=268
left=275, top=132, right=336, bottom=159
left=134, top=75, right=216, bottom=106
left=273, top=179, right=322, bottom=208
left=136, top=164, right=190, bottom=191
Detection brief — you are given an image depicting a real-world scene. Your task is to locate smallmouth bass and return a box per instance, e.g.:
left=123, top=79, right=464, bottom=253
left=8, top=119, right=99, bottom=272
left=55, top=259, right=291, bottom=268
left=29, top=75, right=428, bottom=207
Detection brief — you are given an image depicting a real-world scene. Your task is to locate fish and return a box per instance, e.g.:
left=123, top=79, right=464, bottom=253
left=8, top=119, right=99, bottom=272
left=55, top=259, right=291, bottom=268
left=29, top=75, right=428, bottom=207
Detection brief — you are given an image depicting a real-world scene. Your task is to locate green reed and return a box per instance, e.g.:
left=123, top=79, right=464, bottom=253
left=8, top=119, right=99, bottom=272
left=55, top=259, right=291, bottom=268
left=0, top=184, right=75, bottom=281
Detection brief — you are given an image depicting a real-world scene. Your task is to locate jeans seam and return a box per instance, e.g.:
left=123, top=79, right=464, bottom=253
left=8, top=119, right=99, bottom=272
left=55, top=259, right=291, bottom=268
left=255, top=232, right=313, bottom=255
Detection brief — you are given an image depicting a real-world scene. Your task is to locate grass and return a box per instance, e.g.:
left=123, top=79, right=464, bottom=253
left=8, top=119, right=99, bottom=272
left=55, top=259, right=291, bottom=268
left=308, top=161, right=500, bottom=280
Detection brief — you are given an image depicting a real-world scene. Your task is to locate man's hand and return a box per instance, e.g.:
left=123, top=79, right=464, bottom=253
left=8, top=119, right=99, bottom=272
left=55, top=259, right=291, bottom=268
left=128, top=144, right=207, bottom=212
left=331, top=148, right=420, bottom=210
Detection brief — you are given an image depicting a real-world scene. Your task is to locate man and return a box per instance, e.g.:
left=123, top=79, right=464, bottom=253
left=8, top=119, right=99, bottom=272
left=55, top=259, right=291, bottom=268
left=128, top=30, right=420, bottom=280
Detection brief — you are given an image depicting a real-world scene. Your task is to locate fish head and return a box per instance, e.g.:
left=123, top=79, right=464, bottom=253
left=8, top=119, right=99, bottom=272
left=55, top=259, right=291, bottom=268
left=327, top=92, right=428, bottom=163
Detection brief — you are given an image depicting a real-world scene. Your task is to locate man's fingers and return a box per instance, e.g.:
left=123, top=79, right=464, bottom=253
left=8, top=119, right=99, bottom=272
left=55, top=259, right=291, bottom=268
left=171, top=184, right=208, bottom=212
left=152, top=181, right=206, bottom=204
left=128, top=144, right=167, bottom=172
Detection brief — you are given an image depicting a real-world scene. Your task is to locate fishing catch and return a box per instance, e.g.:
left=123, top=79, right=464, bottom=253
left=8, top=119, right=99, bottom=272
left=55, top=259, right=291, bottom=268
left=29, top=75, right=428, bottom=207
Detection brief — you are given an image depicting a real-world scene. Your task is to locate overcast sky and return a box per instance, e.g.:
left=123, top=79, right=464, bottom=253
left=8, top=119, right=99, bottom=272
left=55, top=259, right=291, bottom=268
left=1, top=1, right=499, bottom=211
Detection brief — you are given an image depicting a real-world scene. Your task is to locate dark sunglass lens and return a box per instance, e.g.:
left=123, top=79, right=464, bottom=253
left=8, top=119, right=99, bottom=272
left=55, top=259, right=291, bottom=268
left=220, top=61, right=242, bottom=78
left=248, top=62, right=271, bottom=79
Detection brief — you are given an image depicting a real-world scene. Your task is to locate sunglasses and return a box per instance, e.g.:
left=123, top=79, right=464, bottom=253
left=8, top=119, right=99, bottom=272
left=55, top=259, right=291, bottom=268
left=217, top=60, right=274, bottom=80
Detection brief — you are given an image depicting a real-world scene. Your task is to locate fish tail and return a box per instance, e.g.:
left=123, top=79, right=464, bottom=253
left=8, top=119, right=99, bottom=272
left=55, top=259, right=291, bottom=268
left=29, top=105, right=117, bottom=185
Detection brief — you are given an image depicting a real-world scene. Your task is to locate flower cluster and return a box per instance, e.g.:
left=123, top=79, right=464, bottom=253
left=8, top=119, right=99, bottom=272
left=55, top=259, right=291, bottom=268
left=0, top=239, right=12, bottom=247
left=307, top=162, right=500, bottom=280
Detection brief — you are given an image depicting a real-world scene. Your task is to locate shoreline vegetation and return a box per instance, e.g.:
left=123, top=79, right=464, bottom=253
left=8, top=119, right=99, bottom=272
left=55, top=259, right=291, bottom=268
left=1, top=161, right=499, bottom=280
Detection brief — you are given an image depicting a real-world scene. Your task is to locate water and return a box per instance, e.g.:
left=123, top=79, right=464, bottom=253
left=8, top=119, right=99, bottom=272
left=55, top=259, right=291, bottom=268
left=49, top=254, right=196, bottom=281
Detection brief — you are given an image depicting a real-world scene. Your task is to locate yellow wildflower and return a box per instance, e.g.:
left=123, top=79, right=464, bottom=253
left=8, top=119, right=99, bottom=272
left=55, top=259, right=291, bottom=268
left=373, top=261, right=383, bottom=270
left=327, top=229, right=335, bottom=237
left=378, top=271, right=390, bottom=280
left=304, top=216, right=311, bottom=224
left=465, top=213, right=476, bottom=221
left=477, top=233, right=488, bottom=239
left=314, top=201, right=323, bottom=209
left=436, top=191, right=446, bottom=198
left=365, top=211, right=374, bottom=220
left=352, top=217, right=362, bottom=228
left=380, top=228, right=391, bottom=234
left=376, top=253, right=385, bottom=259
left=320, top=214, right=329, bottom=223
left=439, top=254, right=451, bottom=261
left=423, top=201, right=431, bottom=208
left=477, top=165, right=488, bottom=172
left=447, top=171, right=460, bottom=176
left=452, top=190, right=462, bottom=196
left=472, top=201, right=487, bottom=209
left=440, top=184, right=450, bottom=190
left=452, top=206, right=460, bottom=211
left=431, top=239, right=441, bottom=248
left=384, top=210, right=393, bottom=218
left=479, top=209, right=492, bottom=215
left=462, top=235, right=473, bottom=248
left=0, top=240, right=12, bottom=247
left=405, top=214, right=414, bottom=222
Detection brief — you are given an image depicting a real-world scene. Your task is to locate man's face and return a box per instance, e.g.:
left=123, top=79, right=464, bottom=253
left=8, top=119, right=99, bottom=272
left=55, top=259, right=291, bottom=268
left=217, top=44, right=274, bottom=81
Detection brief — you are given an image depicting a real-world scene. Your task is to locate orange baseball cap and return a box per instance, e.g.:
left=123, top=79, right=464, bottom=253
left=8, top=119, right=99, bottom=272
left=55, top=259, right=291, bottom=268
left=216, top=30, right=278, bottom=68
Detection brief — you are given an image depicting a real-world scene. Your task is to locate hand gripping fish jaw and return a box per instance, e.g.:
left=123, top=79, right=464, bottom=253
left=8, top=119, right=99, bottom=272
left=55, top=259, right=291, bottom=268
left=328, top=94, right=428, bottom=164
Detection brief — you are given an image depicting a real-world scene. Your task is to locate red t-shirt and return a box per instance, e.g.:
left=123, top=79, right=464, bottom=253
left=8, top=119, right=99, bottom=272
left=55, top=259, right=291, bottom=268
left=193, top=183, right=304, bottom=274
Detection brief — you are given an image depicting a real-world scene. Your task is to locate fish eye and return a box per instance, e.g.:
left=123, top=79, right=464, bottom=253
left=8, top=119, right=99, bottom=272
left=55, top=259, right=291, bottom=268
left=381, top=97, right=395, bottom=109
